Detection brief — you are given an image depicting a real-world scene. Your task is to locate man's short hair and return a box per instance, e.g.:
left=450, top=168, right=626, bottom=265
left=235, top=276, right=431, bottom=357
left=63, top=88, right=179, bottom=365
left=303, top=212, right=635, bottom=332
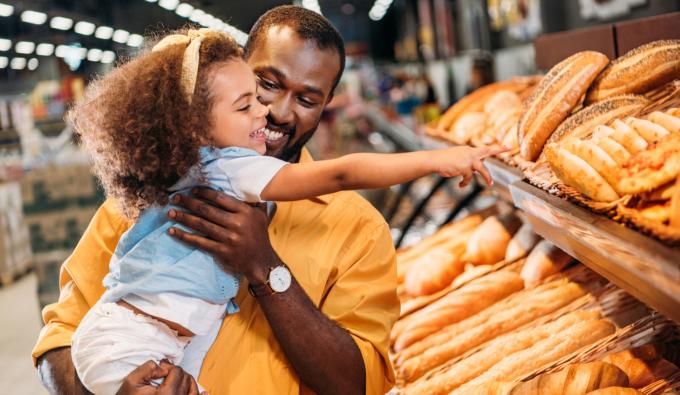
left=245, top=5, right=346, bottom=91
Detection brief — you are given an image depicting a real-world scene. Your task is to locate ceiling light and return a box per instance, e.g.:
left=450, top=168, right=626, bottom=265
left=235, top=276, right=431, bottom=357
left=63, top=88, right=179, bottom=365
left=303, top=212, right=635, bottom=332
left=145, top=0, right=157, bottom=2
left=15, top=41, right=35, bottom=55
left=0, top=2, right=13, bottom=17
left=87, top=48, right=102, bottom=62
left=0, top=56, right=7, bottom=68
left=21, top=10, right=48, bottom=25
left=158, top=0, right=179, bottom=11
left=28, top=58, right=38, bottom=70
left=126, top=33, right=144, bottom=47
left=50, top=16, right=74, bottom=30
left=101, top=50, right=115, bottom=64
left=0, top=38, right=10, bottom=51
left=95, top=26, right=114, bottom=40
left=10, top=57, right=26, bottom=70
left=198, top=13, right=214, bottom=26
left=189, top=9, right=204, bottom=22
left=74, top=21, right=96, bottom=36
left=55, top=45, right=70, bottom=58
left=36, top=43, right=54, bottom=56
left=112, top=29, right=130, bottom=43
left=76, top=47, right=87, bottom=59
left=175, top=3, right=193, bottom=18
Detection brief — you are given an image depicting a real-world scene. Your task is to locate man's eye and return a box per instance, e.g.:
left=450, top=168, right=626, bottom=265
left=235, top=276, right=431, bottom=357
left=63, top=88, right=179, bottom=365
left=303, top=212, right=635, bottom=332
left=259, top=79, right=277, bottom=90
left=298, top=97, right=316, bottom=108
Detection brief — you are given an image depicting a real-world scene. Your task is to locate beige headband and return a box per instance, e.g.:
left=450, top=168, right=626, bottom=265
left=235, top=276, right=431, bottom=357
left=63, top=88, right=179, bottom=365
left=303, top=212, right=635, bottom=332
left=152, top=28, right=232, bottom=104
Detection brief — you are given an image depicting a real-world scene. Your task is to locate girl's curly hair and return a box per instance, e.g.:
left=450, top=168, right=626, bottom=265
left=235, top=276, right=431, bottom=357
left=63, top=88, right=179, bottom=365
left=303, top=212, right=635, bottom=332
left=69, top=29, right=243, bottom=219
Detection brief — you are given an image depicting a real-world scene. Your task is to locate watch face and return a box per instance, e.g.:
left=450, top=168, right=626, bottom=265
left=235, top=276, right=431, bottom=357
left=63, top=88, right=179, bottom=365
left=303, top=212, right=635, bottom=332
left=269, top=266, right=292, bottom=293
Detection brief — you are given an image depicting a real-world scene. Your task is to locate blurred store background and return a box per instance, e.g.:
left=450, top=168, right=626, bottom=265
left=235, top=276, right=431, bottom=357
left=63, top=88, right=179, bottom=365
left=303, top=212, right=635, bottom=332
left=0, top=0, right=678, bottom=393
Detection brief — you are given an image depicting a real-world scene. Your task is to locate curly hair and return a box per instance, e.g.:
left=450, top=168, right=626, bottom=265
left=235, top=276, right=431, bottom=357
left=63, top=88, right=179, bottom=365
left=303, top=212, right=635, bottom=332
left=69, top=29, right=243, bottom=219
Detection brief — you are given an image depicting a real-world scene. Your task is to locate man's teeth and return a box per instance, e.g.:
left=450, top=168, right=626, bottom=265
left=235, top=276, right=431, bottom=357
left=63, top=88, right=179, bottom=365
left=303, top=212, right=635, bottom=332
left=263, top=128, right=285, bottom=141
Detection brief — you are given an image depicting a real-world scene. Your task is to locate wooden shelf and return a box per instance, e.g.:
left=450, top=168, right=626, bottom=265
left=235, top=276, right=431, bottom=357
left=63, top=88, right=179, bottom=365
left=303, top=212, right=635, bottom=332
left=510, top=180, right=680, bottom=324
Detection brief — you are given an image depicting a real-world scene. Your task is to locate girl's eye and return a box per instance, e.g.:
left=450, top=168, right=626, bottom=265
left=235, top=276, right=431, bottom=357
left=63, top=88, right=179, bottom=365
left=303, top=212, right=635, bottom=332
left=238, top=105, right=251, bottom=112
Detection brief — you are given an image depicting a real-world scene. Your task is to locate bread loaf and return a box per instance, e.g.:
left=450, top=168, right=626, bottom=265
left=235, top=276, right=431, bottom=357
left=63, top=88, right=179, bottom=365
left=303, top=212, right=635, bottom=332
left=398, top=281, right=586, bottom=382
left=545, top=95, right=649, bottom=146
left=456, top=320, right=616, bottom=392
left=505, top=223, right=541, bottom=262
left=586, top=40, right=680, bottom=103
left=562, top=138, right=620, bottom=194
left=611, top=119, right=649, bottom=154
left=402, top=311, right=601, bottom=395
left=648, top=111, right=680, bottom=133
left=396, top=280, right=575, bottom=366
left=393, top=270, right=523, bottom=351
left=460, top=361, right=628, bottom=395
left=519, top=51, right=609, bottom=161
left=618, top=133, right=680, bottom=195
left=465, top=214, right=523, bottom=265
left=585, top=388, right=643, bottom=395
left=520, top=240, right=573, bottom=288
left=404, top=248, right=466, bottom=296
left=602, top=345, right=680, bottom=388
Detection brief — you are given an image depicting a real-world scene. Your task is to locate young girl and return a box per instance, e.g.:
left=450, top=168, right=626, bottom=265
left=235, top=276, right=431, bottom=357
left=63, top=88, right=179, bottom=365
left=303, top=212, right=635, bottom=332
left=69, top=28, right=505, bottom=394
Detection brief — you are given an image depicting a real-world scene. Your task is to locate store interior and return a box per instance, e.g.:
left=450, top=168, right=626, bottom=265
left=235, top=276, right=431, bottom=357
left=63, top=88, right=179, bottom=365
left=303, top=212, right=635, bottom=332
left=1, top=0, right=680, bottom=394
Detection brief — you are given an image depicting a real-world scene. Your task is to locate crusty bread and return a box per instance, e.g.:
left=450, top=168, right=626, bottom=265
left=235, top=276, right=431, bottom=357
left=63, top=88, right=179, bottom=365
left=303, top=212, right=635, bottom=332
left=505, top=223, right=541, bottom=262
left=545, top=145, right=620, bottom=202
left=457, top=320, right=616, bottom=391
left=520, top=240, right=573, bottom=288
left=629, top=117, right=671, bottom=144
left=393, top=270, right=523, bottom=351
left=611, top=119, right=648, bottom=154
left=465, top=214, right=523, bottom=265
left=594, top=136, right=631, bottom=166
left=586, top=40, right=680, bottom=103
left=648, top=111, right=680, bottom=133
left=460, top=361, right=628, bottom=395
left=519, top=51, right=609, bottom=161
left=618, top=133, right=680, bottom=194
left=562, top=138, right=620, bottom=193
left=545, top=95, right=649, bottom=146
left=404, top=247, right=466, bottom=297
left=585, top=388, right=642, bottom=395
left=402, top=311, right=601, bottom=395
left=398, top=281, right=586, bottom=382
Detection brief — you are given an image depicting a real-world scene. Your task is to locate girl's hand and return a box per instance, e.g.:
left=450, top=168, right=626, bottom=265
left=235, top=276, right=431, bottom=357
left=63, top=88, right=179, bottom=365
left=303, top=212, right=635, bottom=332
left=433, top=145, right=509, bottom=187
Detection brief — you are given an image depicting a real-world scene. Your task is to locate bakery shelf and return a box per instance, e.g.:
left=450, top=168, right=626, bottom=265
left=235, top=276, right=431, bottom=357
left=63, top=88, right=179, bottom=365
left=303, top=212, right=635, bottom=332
left=509, top=180, right=680, bottom=324
left=485, top=157, right=523, bottom=203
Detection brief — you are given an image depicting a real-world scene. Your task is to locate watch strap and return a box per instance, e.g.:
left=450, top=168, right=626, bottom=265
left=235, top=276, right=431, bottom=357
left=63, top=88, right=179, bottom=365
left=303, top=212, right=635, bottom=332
left=248, top=281, right=275, bottom=298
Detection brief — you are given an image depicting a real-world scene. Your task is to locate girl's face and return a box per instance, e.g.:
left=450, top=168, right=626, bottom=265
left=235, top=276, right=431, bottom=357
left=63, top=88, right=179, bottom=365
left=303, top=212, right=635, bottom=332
left=209, top=60, right=269, bottom=154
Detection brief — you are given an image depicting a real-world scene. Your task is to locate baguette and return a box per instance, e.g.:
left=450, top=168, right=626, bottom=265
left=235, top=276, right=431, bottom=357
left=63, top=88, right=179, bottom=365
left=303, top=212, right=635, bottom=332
left=545, top=145, right=620, bottom=202
left=505, top=223, right=541, bottom=262
left=396, top=280, right=575, bottom=366
left=402, top=311, right=601, bottom=395
left=404, top=247, right=466, bottom=297
left=398, top=282, right=586, bottom=382
left=457, top=320, right=616, bottom=392
left=585, top=388, right=642, bottom=395
left=520, top=240, right=573, bottom=288
left=461, top=361, right=628, bottom=395
left=464, top=214, right=523, bottom=265
left=519, top=51, right=609, bottom=161
left=545, top=95, right=649, bottom=146
left=393, top=270, right=523, bottom=351
left=586, top=40, right=680, bottom=103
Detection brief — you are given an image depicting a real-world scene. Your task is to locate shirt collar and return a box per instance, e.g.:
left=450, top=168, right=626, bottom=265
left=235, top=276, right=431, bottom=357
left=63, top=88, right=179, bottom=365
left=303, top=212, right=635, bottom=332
left=299, top=148, right=331, bottom=205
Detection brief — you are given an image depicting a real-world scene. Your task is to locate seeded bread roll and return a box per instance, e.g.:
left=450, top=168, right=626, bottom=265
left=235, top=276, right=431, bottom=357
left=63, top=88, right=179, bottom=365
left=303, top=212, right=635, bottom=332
left=519, top=51, right=609, bottom=161
left=586, top=40, right=680, bottom=103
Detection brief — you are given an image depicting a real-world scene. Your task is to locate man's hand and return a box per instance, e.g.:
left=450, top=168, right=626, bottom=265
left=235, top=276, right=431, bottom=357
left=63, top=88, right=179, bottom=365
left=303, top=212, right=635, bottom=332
left=117, top=360, right=201, bottom=395
left=167, top=189, right=275, bottom=284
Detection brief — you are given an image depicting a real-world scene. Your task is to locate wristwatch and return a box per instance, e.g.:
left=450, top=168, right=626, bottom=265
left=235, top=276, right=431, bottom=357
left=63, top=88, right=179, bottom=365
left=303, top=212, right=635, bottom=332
left=248, top=265, right=292, bottom=297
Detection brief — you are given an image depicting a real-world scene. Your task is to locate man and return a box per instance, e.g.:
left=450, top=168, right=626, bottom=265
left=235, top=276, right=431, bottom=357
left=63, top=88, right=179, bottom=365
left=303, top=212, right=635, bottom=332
left=33, top=6, right=399, bottom=395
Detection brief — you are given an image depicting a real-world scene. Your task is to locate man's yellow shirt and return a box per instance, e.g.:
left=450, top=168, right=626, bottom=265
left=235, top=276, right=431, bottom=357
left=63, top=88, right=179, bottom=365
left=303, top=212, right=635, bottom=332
left=32, top=149, right=399, bottom=394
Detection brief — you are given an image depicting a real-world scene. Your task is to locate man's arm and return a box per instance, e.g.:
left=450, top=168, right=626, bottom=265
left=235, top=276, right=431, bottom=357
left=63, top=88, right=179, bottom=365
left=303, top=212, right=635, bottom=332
left=168, top=191, right=374, bottom=394
left=38, top=347, right=91, bottom=395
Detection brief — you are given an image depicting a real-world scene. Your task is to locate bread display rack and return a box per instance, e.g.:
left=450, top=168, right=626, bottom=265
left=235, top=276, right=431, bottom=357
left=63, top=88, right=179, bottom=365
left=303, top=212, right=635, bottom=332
left=371, top=13, right=680, bottom=327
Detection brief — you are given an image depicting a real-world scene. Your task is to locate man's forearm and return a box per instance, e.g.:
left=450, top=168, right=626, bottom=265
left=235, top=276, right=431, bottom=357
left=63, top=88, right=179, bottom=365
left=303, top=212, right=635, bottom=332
left=255, top=274, right=366, bottom=395
left=37, top=347, right=92, bottom=395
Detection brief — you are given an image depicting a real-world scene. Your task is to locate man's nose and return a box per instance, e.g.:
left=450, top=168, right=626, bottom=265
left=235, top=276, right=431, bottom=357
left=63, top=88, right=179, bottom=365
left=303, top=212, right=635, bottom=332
left=267, top=93, right=295, bottom=126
